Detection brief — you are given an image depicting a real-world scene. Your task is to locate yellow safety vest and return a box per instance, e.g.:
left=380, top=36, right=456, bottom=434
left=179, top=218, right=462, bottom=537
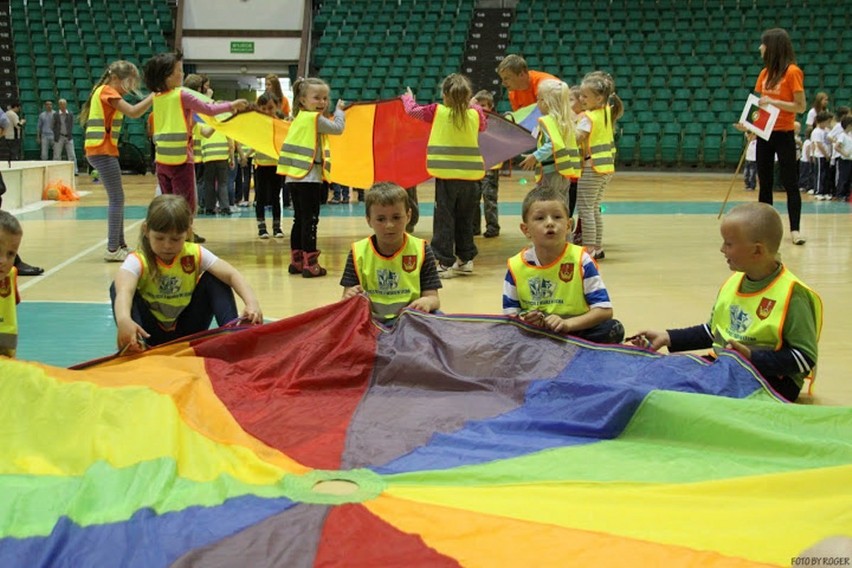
left=136, top=243, right=203, bottom=331
left=352, top=235, right=424, bottom=320
left=277, top=111, right=331, bottom=180
left=254, top=151, right=278, bottom=167
left=710, top=267, right=823, bottom=352
left=192, top=122, right=203, bottom=160
left=153, top=88, right=190, bottom=165
left=426, top=105, right=484, bottom=180
left=583, top=107, right=615, bottom=174
left=0, top=267, right=18, bottom=358
left=84, top=85, right=123, bottom=149
left=536, top=114, right=580, bottom=182
left=201, top=129, right=229, bottom=163
left=507, top=244, right=588, bottom=316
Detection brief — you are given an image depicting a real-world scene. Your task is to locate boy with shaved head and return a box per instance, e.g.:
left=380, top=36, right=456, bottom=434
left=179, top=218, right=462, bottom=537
left=631, top=202, right=822, bottom=401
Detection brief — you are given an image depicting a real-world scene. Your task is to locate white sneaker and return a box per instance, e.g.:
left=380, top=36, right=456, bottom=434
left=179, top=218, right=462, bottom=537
left=452, top=260, right=474, bottom=274
left=791, top=231, right=806, bottom=245
left=807, top=189, right=816, bottom=195
left=437, top=263, right=456, bottom=279
left=104, top=247, right=129, bottom=262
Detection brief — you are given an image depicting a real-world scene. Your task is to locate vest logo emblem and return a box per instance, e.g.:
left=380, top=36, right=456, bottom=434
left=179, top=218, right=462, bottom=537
left=158, top=275, right=181, bottom=296
left=377, top=269, right=399, bottom=293
left=0, top=276, right=10, bottom=298
left=402, top=255, right=417, bottom=273
left=728, top=305, right=752, bottom=334
left=559, top=263, right=574, bottom=282
left=529, top=277, right=555, bottom=304
left=181, top=255, right=196, bottom=274
left=757, top=297, right=776, bottom=320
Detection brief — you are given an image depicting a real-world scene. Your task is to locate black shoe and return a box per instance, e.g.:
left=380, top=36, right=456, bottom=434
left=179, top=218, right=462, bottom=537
left=483, top=230, right=499, bottom=238
left=192, top=233, right=206, bottom=243
left=16, top=261, right=44, bottom=276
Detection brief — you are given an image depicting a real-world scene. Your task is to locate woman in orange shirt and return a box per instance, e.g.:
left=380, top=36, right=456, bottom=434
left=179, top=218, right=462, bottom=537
left=265, top=73, right=292, bottom=118
left=81, top=61, right=154, bottom=261
left=749, top=28, right=807, bottom=245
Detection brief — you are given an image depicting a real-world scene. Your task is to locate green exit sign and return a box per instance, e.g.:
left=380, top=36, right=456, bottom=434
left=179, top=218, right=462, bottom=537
left=230, top=41, right=254, bottom=54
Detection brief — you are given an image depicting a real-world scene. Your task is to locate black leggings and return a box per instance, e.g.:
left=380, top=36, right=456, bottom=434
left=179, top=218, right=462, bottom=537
left=110, top=272, right=238, bottom=346
left=756, top=130, right=801, bottom=232
left=289, top=181, right=324, bottom=252
left=254, top=165, right=282, bottom=223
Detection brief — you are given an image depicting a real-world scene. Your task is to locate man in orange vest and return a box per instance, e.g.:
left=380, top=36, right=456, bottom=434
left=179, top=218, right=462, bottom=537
left=496, top=54, right=560, bottom=112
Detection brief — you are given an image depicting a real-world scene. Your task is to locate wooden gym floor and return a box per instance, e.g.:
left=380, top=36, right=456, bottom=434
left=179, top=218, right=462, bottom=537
left=11, top=170, right=852, bottom=406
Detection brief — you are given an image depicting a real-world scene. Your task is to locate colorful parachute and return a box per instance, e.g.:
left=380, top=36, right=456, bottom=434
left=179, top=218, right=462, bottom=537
left=1, top=297, right=850, bottom=566
left=200, top=100, right=536, bottom=188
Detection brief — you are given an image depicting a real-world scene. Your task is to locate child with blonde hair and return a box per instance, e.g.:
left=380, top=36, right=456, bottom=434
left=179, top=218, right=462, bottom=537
left=631, top=202, right=821, bottom=401
left=80, top=60, right=154, bottom=261
left=277, top=77, right=346, bottom=277
left=575, top=71, right=623, bottom=260
left=519, top=79, right=580, bottom=212
left=402, top=73, right=487, bottom=278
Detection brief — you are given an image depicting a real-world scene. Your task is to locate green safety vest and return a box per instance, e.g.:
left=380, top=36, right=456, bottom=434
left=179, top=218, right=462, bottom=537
left=0, top=267, right=18, bottom=358
left=507, top=244, right=589, bottom=316
left=277, top=111, right=331, bottom=180
left=584, top=107, right=615, bottom=174
left=536, top=114, right=581, bottom=182
left=352, top=235, right=424, bottom=320
left=136, top=243, right=203, bottom=331
left=426, top=105, right=484, bottom=180
left=153, top=88, right=190, bottom=165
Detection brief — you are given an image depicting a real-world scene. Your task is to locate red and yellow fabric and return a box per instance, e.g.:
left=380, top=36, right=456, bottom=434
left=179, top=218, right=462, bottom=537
left=198, top=99, right=534, bottom=189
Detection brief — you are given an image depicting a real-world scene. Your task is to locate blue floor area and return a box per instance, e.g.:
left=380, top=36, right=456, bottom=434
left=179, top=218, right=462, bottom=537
left=17, top=302, right=118, bottom=367
left=16, top=199, right=851, bottom=221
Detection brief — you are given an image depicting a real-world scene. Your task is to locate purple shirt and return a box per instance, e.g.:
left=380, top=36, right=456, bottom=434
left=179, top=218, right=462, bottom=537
left=401, top=94, right=487, bottom=132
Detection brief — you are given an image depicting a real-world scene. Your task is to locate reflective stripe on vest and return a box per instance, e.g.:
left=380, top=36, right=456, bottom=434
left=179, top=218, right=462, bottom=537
left=0, top=267, right=18, bottom=358
left=85, top=85, right=124, bottom=148
left=537, top=115, right=580, bottom=182
left=426, top=105, right=484, bottom=180
left=507, top=244, right=589, bottom=316
left=277, top=111, right=331, bottom=180
left=254, top=152, right=278, bottom=167
left=201, top=129, right=229, bottom=162
left=584, top=107, right=615, bottom=173
left=136, top=243, right=203, bottom=330
left=352, top=235, right=424, bottom=320
left=153, top=89, right=189, bottom=165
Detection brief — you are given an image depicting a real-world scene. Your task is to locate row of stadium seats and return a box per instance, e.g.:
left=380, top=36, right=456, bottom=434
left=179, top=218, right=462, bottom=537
left=10, top=0, right=172, bottom=158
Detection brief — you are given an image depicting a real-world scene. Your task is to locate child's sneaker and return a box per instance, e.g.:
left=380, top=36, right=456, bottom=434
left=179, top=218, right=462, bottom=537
left=258, top=224, right=270, bottom=239
left=104, top=247, right=129, bottom=262
left=273, top=226, right=285, bottom=238
left=452, top=260, right=474, bottom=275
left=437, top=263, right=456, bottom=279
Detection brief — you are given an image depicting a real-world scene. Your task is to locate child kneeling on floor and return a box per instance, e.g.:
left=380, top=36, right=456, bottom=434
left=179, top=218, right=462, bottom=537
left=503, top=186, right=623, bottom=343
left=111, top=194, right=263, bottom=353
left=340, top=182, right=441, bottom=321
